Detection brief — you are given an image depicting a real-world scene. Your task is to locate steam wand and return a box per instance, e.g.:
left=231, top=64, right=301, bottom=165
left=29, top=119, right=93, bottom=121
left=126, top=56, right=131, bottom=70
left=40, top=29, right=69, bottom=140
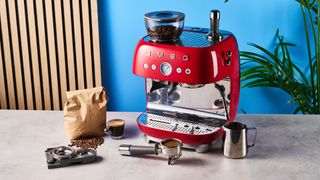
left=215, top=83, right=230, bottom=120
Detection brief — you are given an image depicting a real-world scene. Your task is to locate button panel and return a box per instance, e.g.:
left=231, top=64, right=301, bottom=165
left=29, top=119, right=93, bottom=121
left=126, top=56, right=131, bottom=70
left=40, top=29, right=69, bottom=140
left=143, top=50, right=192, bottom=77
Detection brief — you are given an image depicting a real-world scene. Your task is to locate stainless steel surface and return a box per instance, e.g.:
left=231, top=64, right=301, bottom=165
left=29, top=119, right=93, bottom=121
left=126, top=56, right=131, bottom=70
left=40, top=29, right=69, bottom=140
left=178, top=83, right=205, bottom=88
left=119, top=144, right=157, bottom=156
left=118, top=144, right=131, bottom=155
left=75, top=148, right=97, bottom=157
left=144, top=11, right=185, bottom=22
left=138, top=112, right=220, bottom=135
left=146, top=104, right=227, bottom=125
left=138, top=77, right=232, bottom=149
left=146, top=77, right=231, bottom=122
left=143, top=29, right=231, bottom=48
left=160, top=138, right=182, bottom=165
left=119, top=138, right=182, bottom=165
left=51, top=146, right=74, bottom=160
left=145, top=135, right=215, bottom=153
left=45, top=146, right=97, bottom=169
left=222, top=122, right=257, bottom=159
left=160, top=138, right=182, bottom=156
left=207, top=10, right=223, bottom=42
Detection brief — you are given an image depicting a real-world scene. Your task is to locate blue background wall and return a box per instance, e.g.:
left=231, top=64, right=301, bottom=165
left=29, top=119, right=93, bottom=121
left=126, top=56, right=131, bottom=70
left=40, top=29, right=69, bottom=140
left=98, top=0, right=309, bottom=113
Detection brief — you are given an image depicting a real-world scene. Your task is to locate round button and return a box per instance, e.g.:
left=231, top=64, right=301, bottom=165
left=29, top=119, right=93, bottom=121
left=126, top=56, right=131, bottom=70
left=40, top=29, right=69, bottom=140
left=151, top=64, right=156, bottom=70
left=160, top=62, right=172, bottom=76
left=143, top=63, right=148, bottom=69
left=185, top=69, right=191, bottom=74
left=176, top=68, right=182, bottom=73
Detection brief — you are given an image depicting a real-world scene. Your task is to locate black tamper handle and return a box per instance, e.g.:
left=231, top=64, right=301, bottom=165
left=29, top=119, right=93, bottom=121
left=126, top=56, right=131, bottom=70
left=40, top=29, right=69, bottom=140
left=208, top=10, right=222, bottom=42
left=210, top=10, right=220, bottom=34
left=119, top=144, right=158, bottom=156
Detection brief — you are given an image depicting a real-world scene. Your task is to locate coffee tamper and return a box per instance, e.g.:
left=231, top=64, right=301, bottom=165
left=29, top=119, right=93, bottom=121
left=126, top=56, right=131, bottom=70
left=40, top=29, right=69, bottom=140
left=119, top=138, right=182, bottom=165
left=207, top=9, right=223, bottom=42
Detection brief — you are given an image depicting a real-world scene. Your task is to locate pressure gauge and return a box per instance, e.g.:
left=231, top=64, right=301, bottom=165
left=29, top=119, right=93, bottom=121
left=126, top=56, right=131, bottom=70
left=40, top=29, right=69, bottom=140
left=160, top=62, right=172, bottom=76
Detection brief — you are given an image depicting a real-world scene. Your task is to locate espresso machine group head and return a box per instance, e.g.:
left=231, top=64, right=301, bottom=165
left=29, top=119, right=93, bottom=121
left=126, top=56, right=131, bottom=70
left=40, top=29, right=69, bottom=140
left=132, top=10, right=239, bottom=152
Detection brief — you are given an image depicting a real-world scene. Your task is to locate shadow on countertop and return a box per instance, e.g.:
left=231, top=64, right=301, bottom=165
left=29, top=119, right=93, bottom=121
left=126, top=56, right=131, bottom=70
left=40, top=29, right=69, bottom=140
left=123, top=123, right=140, bottom=139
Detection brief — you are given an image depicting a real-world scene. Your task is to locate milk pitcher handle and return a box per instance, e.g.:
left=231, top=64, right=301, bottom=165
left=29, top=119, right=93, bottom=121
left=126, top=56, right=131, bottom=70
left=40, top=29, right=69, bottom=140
left=247, top=127, right=257, bottom=148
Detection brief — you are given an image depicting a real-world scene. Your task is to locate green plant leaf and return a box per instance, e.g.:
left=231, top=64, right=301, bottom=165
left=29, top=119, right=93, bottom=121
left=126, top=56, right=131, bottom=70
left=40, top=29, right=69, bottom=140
left=240, top=1, right=319, bottom=114
left=248, top=43, right=280, bottom=61
left=291, top=63, right=309, bottom=86
left=240, top=51, right=285, bottom=72
left=240, top=29, right=318, bottom=114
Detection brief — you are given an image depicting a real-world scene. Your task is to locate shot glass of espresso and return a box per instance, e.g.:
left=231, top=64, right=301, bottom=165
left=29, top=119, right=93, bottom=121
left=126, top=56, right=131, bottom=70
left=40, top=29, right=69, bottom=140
left=106, top=119, right=125, bottom=139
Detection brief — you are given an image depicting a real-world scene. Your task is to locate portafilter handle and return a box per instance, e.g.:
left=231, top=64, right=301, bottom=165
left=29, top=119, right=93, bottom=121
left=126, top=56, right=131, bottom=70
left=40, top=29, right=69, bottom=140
left=118, top=144, right=159, bottom=156
left=207, top=9, right=222, bottom=42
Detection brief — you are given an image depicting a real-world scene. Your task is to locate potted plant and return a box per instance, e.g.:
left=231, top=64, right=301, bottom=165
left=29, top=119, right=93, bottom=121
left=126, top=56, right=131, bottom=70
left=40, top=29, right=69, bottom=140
left=240, top=0, right=319, bottom=114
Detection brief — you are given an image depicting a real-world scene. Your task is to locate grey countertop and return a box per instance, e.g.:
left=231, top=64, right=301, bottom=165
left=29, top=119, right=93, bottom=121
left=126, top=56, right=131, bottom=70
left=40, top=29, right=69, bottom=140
left=0, top=110, right=319, bottom=180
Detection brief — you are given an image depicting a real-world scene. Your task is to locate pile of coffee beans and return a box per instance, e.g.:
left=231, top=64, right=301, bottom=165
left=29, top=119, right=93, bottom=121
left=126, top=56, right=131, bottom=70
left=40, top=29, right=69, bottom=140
left=69, top=137, right=104, bottom=149
left=147, top=25, right=182, bottom=42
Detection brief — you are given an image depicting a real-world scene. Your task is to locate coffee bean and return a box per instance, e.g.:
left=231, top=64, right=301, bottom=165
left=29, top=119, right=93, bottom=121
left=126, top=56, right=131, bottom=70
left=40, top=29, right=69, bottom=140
left=147, top=25, right=182, bottom=42
left=69, top=137, right=104, bottom=149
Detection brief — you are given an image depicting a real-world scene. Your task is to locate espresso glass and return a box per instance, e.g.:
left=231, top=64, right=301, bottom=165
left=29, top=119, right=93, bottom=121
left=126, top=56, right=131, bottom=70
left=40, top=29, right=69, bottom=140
left=107, top=119, right=125, bottom=139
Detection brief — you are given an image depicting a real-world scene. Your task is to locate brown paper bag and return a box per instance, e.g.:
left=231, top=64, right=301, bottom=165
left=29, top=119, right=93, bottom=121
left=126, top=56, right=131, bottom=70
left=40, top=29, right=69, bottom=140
left=64, top=87, right=108, bottom=140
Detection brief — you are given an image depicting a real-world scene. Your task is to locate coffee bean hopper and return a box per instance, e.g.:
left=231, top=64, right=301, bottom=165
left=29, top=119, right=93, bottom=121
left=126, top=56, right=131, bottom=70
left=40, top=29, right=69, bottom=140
left=132, top=10, right=240, bottom=152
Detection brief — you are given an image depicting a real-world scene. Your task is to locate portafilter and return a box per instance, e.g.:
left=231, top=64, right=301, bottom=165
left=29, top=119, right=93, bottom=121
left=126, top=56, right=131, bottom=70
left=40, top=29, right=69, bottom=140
left=119, top=138, right=182, bottom=165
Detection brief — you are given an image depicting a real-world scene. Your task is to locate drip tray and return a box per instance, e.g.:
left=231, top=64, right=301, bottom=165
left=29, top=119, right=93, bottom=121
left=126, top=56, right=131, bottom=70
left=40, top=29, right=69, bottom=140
left=139, top=113, right=219, bottom=135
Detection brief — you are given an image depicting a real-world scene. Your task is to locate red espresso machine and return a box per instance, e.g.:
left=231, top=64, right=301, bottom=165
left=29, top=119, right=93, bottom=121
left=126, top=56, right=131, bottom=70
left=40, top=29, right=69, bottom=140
left=132, top=10, right=239, bottom=152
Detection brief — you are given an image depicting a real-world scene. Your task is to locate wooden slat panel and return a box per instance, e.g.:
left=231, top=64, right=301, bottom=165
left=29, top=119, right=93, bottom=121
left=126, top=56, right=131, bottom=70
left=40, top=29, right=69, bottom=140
left=0, top=25, right=8, bottom=109
left=0, top=0, right=103, bottom=110
left=0, top=0, right=16, bottom=109
left=8, top=0, right=25, bottom=109
left=72, top=0, right=85, bottom=89
left=63, top=0, right=76, bottom=91
left=35, top=0, right=51, bottom=110
left=53, top=0, right=67, bottom=106
left=17, top=0, right=34, bottom=109
left=44, top=0, right=60, bottom=110
left=26, top=0, right=43, bottom=110
left=91, top=0, right=102, bottom=86
left=82, top=0, right=93, bottom=88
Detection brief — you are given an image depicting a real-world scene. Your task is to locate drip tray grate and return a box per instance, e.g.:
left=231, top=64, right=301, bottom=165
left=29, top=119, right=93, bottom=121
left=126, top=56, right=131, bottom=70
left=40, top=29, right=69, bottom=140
left=145, top=114, right=219, bottom=135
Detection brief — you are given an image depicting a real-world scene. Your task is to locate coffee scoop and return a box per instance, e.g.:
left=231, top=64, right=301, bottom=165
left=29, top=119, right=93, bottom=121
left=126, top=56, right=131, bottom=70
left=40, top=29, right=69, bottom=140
left=119, top=138, right=182, bottom=165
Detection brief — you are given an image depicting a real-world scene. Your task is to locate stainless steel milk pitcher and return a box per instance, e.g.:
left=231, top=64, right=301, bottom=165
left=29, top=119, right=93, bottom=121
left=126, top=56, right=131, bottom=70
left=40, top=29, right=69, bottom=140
left=222, top=122, right=257, bottom=159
